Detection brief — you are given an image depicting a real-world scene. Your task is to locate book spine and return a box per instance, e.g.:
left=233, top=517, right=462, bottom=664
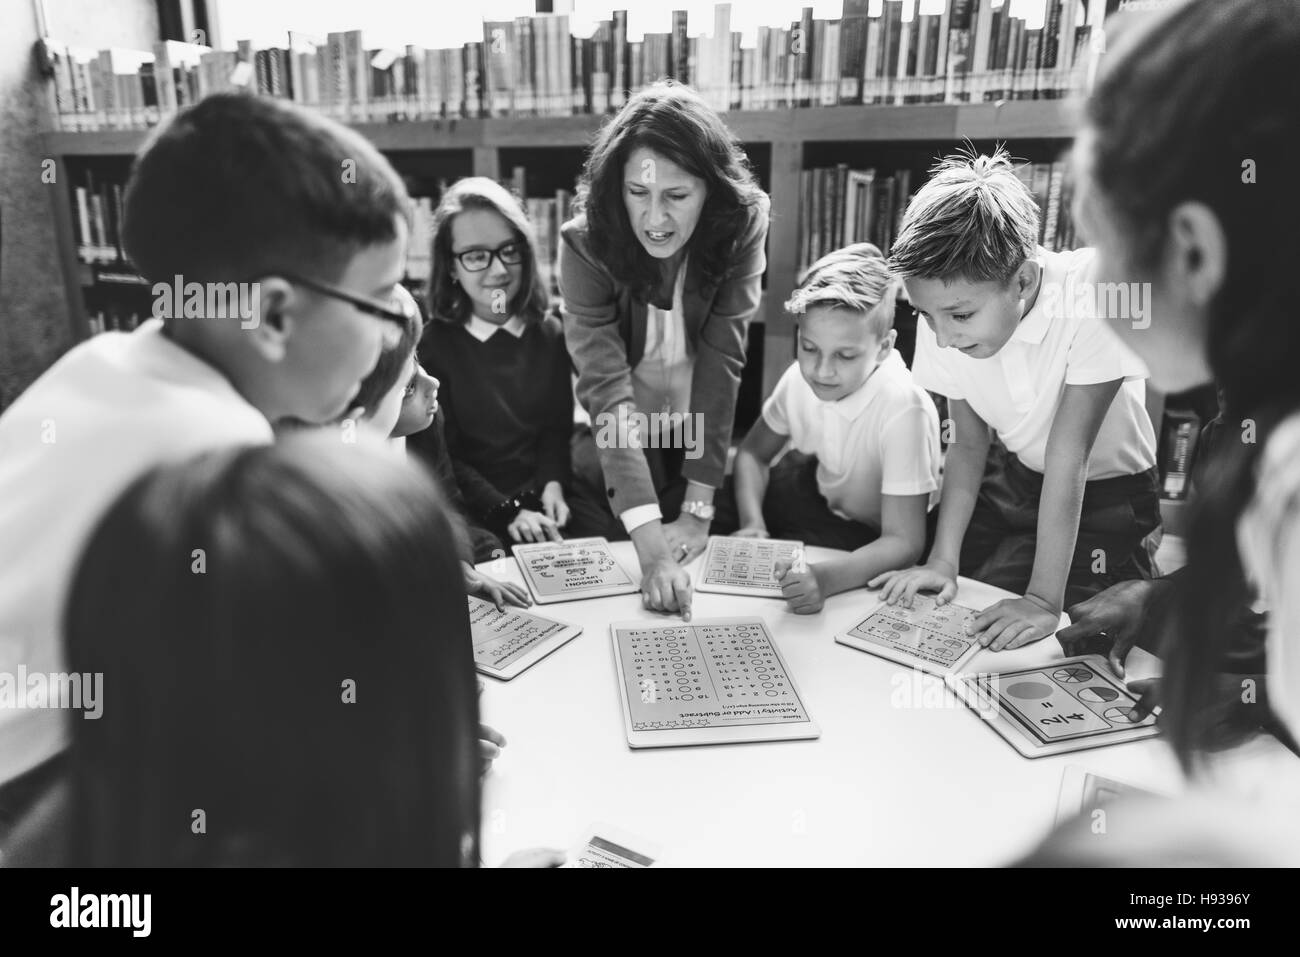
left=611, top=10, right=627, bottom=110
left=1043, top=163, right=1065, bottom=252
left=671, top=9, right=689, bottom=84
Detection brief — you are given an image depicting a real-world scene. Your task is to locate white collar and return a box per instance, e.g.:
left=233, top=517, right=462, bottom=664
left=465, top=314, right=526, bottom=342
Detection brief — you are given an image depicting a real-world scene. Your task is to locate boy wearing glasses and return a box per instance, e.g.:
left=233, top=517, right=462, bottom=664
left=0, top=93, right=414, bottom=819
left=412, top=177, right=573, bottom=556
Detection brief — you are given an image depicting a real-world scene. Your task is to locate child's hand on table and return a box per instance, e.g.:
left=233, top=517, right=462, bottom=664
left=508, top=509, right=563, bottom=544
left=462, top=562, right=532, bottom=611
left=731, top=525, right=770, bottom=539
left=540, top=481, right=570, bottom=529
left=499, top=848, right=567, bottom=867
left=479, top=722, right=506, bottom=776
left=773, top=552, right=826, bottom=615
left=1056, top=579, right=1156, bottom=678
left=868, top=559, right=958, bottom=607
left=969, top=594, right=1060, bottom=651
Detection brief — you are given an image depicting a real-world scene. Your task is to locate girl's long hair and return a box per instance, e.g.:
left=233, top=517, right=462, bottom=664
left=64, top=435, right=481, bottom=865
left=572, top=81, right=767, bottom=301
left=1086, top=0, right=1300, bottom=770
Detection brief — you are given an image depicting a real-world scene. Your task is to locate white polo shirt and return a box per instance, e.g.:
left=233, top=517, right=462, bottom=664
left=0, top=320, right=273, bottom=785
left=912, top=247, right=1157, bottom=479
left=762, top=350, right=941, bottom=529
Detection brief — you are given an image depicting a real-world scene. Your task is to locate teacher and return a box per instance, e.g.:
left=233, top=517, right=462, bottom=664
left=559, top=81, right=770, bottom=617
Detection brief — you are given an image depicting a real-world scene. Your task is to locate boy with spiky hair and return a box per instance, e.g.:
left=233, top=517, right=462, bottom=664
left=872, top=148, right=1160, bottom=651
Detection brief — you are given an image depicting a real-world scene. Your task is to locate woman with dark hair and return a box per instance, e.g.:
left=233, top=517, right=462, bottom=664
left=561, top=81, right=771, bottom=616
left=412, top=176, right=574, bottom=559
left=1021, top=0, right=1300, bottom=864
left=51, top=435, right=554, bottom=867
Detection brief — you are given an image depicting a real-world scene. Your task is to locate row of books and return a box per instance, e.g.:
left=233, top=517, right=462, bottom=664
left=799, top=165, right=915, bottom=271
left=1011, top=158, right=1080, bottom=255
left=798, top=155, right=1078, bottom=271
left=47, top=1, right=1143, bottom=131
left=504, top=167, right=574, bottom=296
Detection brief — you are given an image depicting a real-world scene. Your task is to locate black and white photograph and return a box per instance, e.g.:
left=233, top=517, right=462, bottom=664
left=0, top=0, right=1294, bottom=927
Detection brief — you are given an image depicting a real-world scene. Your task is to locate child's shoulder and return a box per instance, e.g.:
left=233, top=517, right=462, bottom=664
left=874, top=358, right=940, bottom=422
left=0, top=324, right=269, bottom=445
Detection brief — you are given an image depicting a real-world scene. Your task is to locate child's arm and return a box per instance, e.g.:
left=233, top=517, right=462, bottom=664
left=971, top=379, right=1124, bottom=650
left=777, top=493, right=929, bottom=614
left=732, top=418, right=789, bottom=535
left=870, top=398, right=991, bottom=604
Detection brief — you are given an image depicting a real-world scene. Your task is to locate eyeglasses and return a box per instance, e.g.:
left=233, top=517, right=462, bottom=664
left=453, top=241, right=525, bottom=273
left=262, top=272, right=419, bottom=328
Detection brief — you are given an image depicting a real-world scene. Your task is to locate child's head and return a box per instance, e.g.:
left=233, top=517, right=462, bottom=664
left=574, top=81, right=766, bottom=299
left=64, top=434, right=480, bottom=866
left=428, top=177, right=549, bottom=326
left=1076, top=0, right=1300, bottom=407
left=786, top=244, right=898, bottom=403
left=1073, top=0, right=1300, bottom=772
left=122, top=93, right=413, bottom=425
left=392, top=360, right=441, bottom=439
left=888, top=147, right=1042, bottom=360
left=350, top=285, right=427, bottom=438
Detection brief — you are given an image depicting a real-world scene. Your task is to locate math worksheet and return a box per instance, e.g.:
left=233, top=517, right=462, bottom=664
left=836, top=593, right=982, bottom=676
left=512, top=537, right=639, bottom=604
left=467, top=596, right=582, bottom=680
left=610, top=617, right=820, bottom=748
left=952, top=655, right=1160, bottom=758
left=696, top=535, right=805, bottom=597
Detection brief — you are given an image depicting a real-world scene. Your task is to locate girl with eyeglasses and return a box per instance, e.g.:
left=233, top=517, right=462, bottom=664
left=411, top=177, right=575, bottom=558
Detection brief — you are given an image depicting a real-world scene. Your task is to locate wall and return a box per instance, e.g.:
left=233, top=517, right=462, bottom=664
left=0, top=0, right=158, bottom=408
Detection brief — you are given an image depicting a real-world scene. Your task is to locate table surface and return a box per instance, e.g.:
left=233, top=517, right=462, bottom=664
left=473, top=541, right=1246, bottom=867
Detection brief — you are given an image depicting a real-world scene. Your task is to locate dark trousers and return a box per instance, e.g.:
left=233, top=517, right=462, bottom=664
left=566, top=427, right=689, bottom=540
left=712, top=451, right=884, bottom=550
left=960, top=439, right=1161, bottom=607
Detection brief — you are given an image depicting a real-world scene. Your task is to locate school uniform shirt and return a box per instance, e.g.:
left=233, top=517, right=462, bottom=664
left=911, top=246, right=1157, bottom=480
left=420, top=312, right=573, bottom=518
left=761, top=350, right=942, bottom=529
left=0, top=320, right=273, bottom=786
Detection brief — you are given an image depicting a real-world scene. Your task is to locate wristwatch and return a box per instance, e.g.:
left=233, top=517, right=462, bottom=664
left=680, top=500, right=716, bottom=522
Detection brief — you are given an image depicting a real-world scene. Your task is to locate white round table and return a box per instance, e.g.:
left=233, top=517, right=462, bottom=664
left=476, top=541, right=1186, bottom=867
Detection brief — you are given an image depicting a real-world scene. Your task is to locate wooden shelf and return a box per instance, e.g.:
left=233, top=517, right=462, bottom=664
left=48, top=98, right=1077, bottom=392
left=43, top=101, right=1076, bottom=156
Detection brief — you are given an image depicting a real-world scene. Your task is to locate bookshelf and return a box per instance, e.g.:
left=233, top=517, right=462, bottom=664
left=41, top=99, right=1075, bottom=398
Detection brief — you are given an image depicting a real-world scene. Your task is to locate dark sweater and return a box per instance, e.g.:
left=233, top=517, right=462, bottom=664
left=419, top=313, right=573, bottom=517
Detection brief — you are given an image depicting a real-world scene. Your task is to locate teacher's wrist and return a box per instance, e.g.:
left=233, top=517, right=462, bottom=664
left=630, top=521, right=673, bottom=564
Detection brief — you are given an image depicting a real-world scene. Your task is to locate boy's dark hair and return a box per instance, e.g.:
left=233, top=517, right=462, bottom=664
left=351, top=287, right=424, bottom=419
left=427, top=176, right=550, bottom=325
left=65, top=436, right=480, bottom=866
left=572, top=81, right=768, bottom=301
left=122, top=93, right=412, bottom=285
left=1085, top=0, right=1300, bottom=771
